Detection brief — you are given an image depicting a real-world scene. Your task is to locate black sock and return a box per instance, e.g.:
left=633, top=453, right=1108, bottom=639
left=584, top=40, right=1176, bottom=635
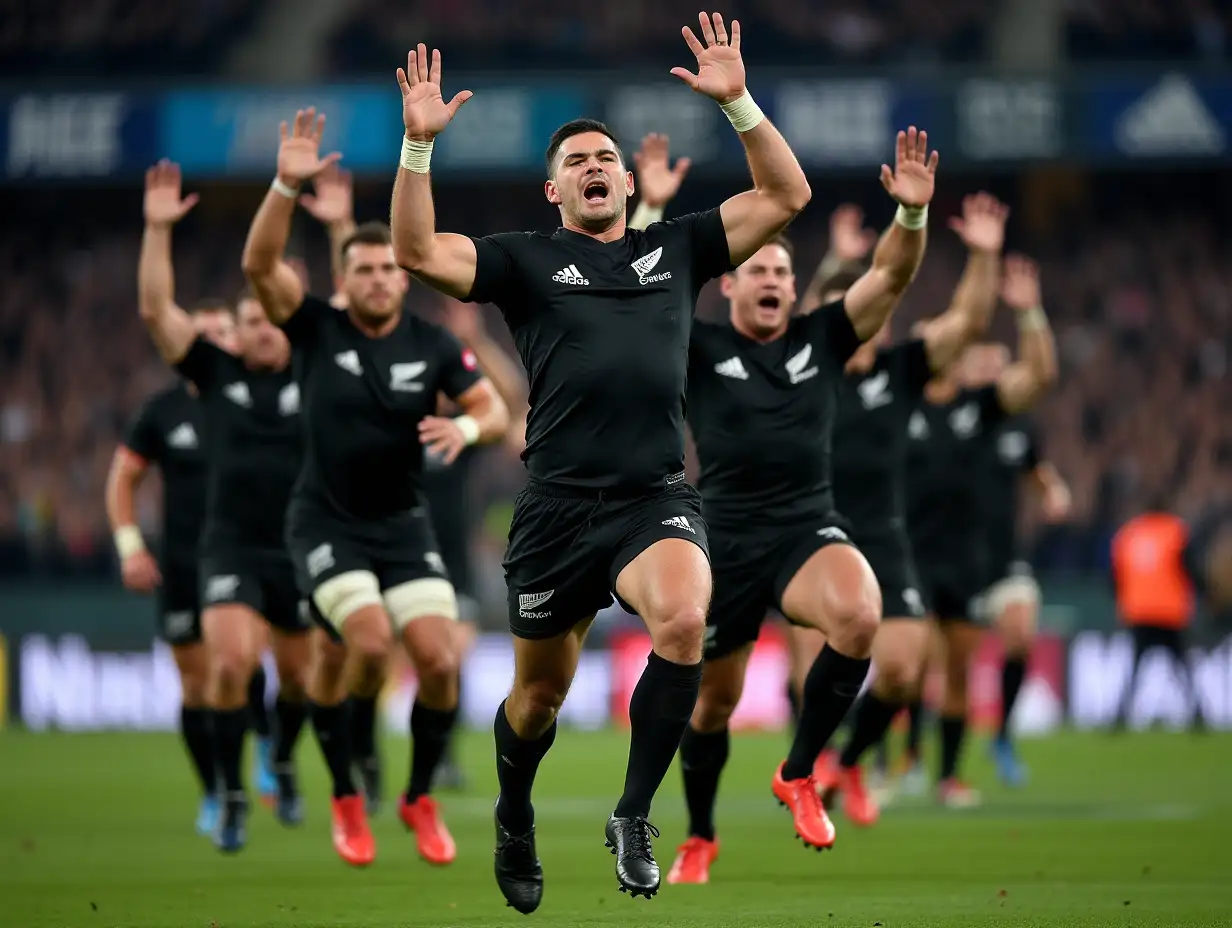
left=679, top=726, right=729, bottom=841
left=494, top=701, right=557, bottom=834
left=785, top=680, right=801, bottom=734
left=406, top=701, right=458, bottom=802
left=350, top=695, right=378, bottom=762
left=180, top=706, right=217, bottom=796
left=213, top=706, right=248, bottom=793
left=614, top=652, right=702, bottom=819
left=905, top=698, right=925, bottom=757
left=839, top=692, right=901, bottom=769
left=247, top=666, right=270, bottom=739
left=1000, top=656, right=1027, bottom=740
left=781, top=645, right=871, bottom=780
left=441, top=674, right=461, bottom=765
left=273, top=698, right=307, bottom=766
left=311, top=701, right=356, bottom=798
left=939, top=713, right=966, bottom=781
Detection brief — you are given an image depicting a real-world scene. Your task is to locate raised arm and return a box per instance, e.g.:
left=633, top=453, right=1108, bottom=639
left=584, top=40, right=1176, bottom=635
left=139, top=161, right=200, bottom=365
left=300, top=162, right=357, bottom=291
left=628, top=133, right=691, bottom=230
left=418, top=380, right=510, bottom=465
left=1030, top=461, right=1072, bottom=523
left=996, top=255, right=1059, bottom=414
left=390, top=45, right=477, bottom=300
left=104, top=446, right=161, bottom=592
left=671, top=14, right=811, bottom=266
left=840, top=128, right=938, bottom=340
left=798, top=205, right=878, bottom=315
left=241, top=108, right=341, bottom=324
left=915, top=193, right=1008, bottom=372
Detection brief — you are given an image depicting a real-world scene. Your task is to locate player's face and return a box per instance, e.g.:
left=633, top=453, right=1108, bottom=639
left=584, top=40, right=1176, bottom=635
left=723, top=243, right=797, bottom=339
left=235, top=298, right=289, bottom=367
left=961, top=343, right=1009, bottom=386
left=342, top=242, right=407, bottom=323
left=194, top=309, right=238, bottom=354
left=546, top=131, right=633, bottom=232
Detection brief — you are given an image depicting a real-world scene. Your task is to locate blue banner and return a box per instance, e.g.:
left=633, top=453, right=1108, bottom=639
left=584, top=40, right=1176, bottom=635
left=3, top=71, right=1231, bottom=180
left=0, top=93, right=158, bottom=179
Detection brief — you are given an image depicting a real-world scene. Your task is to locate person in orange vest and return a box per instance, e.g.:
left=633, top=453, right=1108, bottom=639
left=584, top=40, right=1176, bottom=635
left=1110, top=501, right=1206, bottom=730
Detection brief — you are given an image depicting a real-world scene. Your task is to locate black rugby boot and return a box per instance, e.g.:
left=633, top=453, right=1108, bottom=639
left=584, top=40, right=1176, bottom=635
left=494, top=806, right=543, bottom=914
left=605, top=814, right=662, bottom=898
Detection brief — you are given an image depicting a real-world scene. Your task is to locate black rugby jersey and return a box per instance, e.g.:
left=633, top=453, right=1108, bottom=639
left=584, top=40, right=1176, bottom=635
left=832, top=339, right=932, bottom=533
left=904, top=384, right=1009, bottom=573
left=282, top=295, right=482, bottom=521
left=464, top=209, right=733, bottom=489
left=975, top=415, right=1040, bottom=576
left=175, top=338, right=302, bottom=556
left=123, top=382, right=207, bottom=567
left=687, top=300, right=861, bottom=527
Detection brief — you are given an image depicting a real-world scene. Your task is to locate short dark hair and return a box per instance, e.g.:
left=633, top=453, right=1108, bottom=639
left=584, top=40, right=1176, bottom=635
left=189, top=297, right=235, bottom=318
left=340, top=221, right=393, bottom=266
left=731, top=234, right=796, bottom=273
left=545, top=119, right=624, bottom=177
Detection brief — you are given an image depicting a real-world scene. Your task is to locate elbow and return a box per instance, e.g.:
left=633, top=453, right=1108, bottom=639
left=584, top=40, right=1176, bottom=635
left=393, top=244, right=428, bottom=274
left=240, top=249, right=271, bottom=280
left=782, top=177, right=812, bottom=217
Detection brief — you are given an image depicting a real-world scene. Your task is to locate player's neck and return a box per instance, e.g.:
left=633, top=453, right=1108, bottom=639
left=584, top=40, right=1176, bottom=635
left=347, top=308, right=401, bottom=339
left=243, top=345, right=289, bottom=373
left=925, top=378, right=959, bottom=404
left=729, top=310, right=786, bottom=345
left=560, top=217, right=627, bottom=243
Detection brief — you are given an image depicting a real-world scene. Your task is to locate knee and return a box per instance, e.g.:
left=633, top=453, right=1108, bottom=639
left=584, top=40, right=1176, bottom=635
left=179, top=671, right=210, bottom=707
left=998, top=614, right=1035, bottom=656
left=831, top=591, right=882, bottom=657
left=347, top=619, right=394, bottom=671
left=649, top=601, right=708, bottom=663
left=875, top=654, right=921, bottom=701
left=692, top=679, right=741, bottom=731
left=409, top=625, right=460, bottom=685
left=275, top=667, right=307, bottom=702
left=509, top=679, right=567, bottom=732
left=210, top=647, right=255, bottom=698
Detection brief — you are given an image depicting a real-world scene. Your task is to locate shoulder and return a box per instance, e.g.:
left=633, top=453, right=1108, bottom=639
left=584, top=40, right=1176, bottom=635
left=690, top=319, right=729, bottom=347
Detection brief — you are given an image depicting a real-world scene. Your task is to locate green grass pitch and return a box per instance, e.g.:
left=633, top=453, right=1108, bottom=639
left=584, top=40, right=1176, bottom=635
left=1, top=727, right=1228, bottom=927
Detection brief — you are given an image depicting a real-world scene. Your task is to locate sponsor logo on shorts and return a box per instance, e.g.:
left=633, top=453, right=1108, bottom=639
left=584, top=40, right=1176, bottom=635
left=425, top=552, right=446, bottom=574
left=703, top=624, right=718, bottom=651
left=306, top=543, right=335, bottom=579
left=662, top=515, right=695, bottom=534
left=817, top=526, right=849, bottom=543
left=665, top=471, right=686, bottom=486
left=204, top=574, right=240, bottom=603
left=163, top=611, right=194, bottom=637
left=518, top=589, right=554, bottom=619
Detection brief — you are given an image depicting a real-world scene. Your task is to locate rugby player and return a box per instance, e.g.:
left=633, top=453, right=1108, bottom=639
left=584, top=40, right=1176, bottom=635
left=106, top=299, right=238, bottom=837
left=900, top=254, right=1057, bottom=807
left=137, top=160, right=313, bottom=852
left=961, top=342, right=1072, bottom=784
left=242, top=109, right=511, bottom=867
left=389, top=13, right=810, bottom=908
left=649, top=130, right=939, bottom=882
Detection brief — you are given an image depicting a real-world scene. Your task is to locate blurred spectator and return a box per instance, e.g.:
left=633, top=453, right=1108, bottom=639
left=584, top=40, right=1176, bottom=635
left=1065, top=0, right=1230, bottom=62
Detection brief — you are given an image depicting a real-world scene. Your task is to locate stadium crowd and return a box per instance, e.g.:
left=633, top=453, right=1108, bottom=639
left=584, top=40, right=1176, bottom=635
left=1, top=0, right=1227, bottom=79
left=1, top=178, right=1228, bottom=584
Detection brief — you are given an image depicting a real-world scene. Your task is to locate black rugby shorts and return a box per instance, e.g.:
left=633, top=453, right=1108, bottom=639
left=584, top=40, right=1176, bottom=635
left=915, top=559, right=985, bottom=624
left=157, top=556, right=202, bottom=646
left=199, top=549, right=310, bottom=634
left=705, top=515, right=854, bottom=661
left=850, top=526, right=927, bottom=620
left=503, top=479, right=708, bottom=640
left=286, top=498, right=451, bottom=640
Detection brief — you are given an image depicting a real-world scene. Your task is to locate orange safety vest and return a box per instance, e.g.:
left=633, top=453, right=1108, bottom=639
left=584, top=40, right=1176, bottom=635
left=1111, top=513, right=1193, bottom=628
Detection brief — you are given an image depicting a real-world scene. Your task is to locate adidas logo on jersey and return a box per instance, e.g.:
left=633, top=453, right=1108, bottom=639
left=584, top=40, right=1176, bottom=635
left=552, top=264, right=589, bottom=286
left=662, top=515, right=695, bottom=534
left=167, top=422, right=198, bottom=449
left=714, top=357, right=749, bottom=380
left=631, top=247, right=672, bottom=285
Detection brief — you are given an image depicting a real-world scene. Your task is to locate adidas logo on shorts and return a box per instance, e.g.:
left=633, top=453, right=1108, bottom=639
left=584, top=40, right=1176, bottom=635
left=661, top=515, right=695, bottom=534
left=552, top=264, right=589, bottom=286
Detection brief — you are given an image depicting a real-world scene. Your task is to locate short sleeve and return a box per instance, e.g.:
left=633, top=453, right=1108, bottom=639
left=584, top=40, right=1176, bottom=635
left=465, top=232, right=528, bottom=316
left=975, top=384, right=1009, bottom=431
left=123, top=396, right=163, bottom=464
left=801, top=299, right=862, bottom=367
left=434, top=327, right=484, bottom=400
left=174, top=336, right=227, bottom=391
left=658, top=208, right=734, bottom=285
left=896, top=339, right=933, bottom=398
left=280, top=293, right=334, bottom=346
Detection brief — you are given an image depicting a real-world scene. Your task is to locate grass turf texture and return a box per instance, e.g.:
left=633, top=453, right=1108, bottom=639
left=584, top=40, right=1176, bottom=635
left=1, top=728, right=1228, bottom=927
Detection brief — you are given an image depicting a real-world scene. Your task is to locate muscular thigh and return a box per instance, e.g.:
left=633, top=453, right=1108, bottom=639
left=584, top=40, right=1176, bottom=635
left=778, top=525, right=880, bottom=636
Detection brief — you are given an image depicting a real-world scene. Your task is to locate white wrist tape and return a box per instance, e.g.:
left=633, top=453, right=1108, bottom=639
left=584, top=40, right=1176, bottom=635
left=271, top=177, right=299, bottom=199
left=114, top=525, right=146, bottom=560
left=401, top=136, right=434, bottom=174
left=894, top=204, right=928, bottom=230
left=719, top=91, right=765, bottom=134
left=454, top=415, right=480, bottom=446
left=1018, top=306, right=1048, bottom=331
left=629, top=203, right=664, bottom=230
